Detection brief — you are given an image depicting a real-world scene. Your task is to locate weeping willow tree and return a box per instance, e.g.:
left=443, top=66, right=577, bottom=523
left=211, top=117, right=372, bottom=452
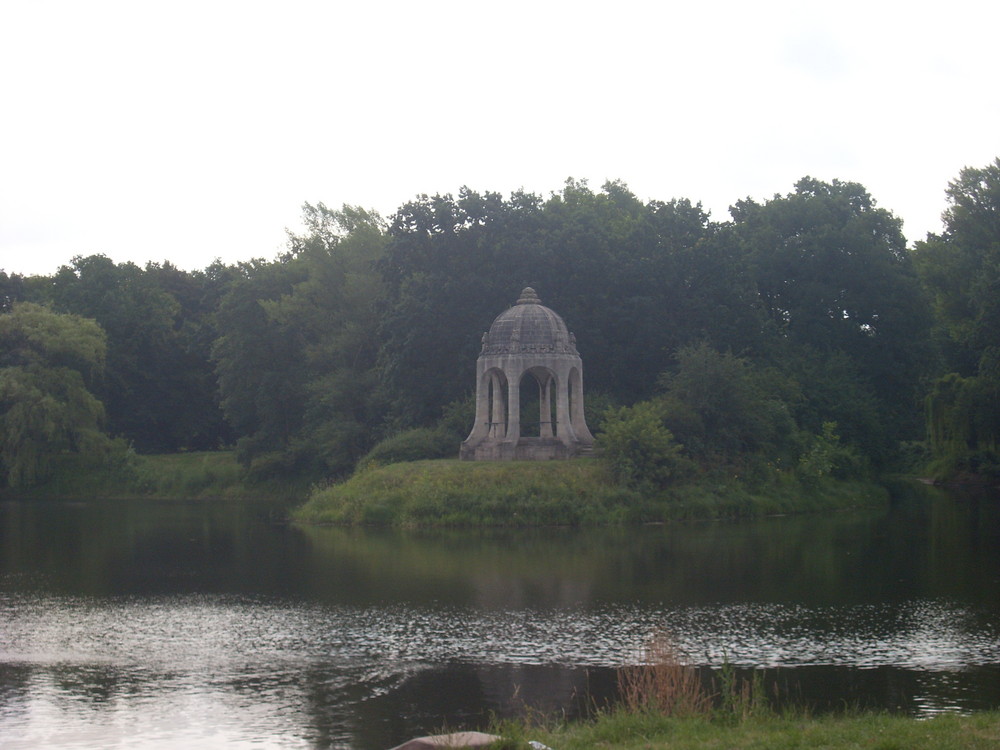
left=926, top=371, right=1000, bottom=478
left=915, top=158, right=1000, bottom=480
left=0, top=302, right=109, bottom=487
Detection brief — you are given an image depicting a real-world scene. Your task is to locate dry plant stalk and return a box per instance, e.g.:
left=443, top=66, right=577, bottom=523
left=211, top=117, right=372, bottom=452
left=617, top=635, right=712, bottom=716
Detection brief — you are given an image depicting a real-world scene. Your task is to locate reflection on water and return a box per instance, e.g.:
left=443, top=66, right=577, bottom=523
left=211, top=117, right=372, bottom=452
left=1, top=483, right=999, bottom=748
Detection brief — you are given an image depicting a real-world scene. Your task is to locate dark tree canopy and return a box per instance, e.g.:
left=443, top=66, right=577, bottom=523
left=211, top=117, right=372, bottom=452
left=6, top=162, right=996, bottom=484
left=39, top=255, right=230, bottom=452
left=728, top=177, right=933, bottom=456
left=377, top=181, right=755, bottom=427
left=213, top=203, right=388, bottom=477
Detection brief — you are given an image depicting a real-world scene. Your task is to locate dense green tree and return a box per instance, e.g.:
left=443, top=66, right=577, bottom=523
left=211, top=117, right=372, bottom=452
left=729, top=177, right=933, bottom=459
left=212, top=257, right=309, bottom=467
left=377, top=181, right=754, bottom=428
left=915, top=158, right=1000, bottom=477
left=0, top=302, right=109, bottom=486
left=0, top=271, right=25, bottom=312
left=141, top=260, right=235, bottom=449
left=656, top=343, right=798, bottom=468
left=40, top=254, right=230, bottom=452
left=266, top=203, right=388, bottom=475
left=914, top=158, right=1000, bottom=372
left=213, top=203, right=387, bottom=477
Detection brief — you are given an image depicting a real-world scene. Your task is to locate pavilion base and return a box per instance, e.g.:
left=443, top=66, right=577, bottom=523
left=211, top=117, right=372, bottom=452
left=459, top=436, right=593, bottom=461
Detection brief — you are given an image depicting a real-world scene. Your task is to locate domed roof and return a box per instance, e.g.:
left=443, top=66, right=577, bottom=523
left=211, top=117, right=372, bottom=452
left=480, top=288, right=578, bottom=356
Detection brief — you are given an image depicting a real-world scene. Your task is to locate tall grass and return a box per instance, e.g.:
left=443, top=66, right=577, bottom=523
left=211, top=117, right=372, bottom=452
left=618, top=636, right=713, bottom=717
left=5, top=449, right=310, bottom=502
left=618, top=636, right=770, bottom=721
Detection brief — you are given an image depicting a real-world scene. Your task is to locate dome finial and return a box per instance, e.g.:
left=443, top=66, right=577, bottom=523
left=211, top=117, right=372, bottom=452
left=517, top=287, right=540, bottom=305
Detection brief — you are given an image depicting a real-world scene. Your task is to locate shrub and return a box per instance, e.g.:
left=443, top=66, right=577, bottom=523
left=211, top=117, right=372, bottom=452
left=357, top=428, right=457, bottom=470
left=798, top=422, right=866, bottom=481
left=599, top=402, right=691, bottom=489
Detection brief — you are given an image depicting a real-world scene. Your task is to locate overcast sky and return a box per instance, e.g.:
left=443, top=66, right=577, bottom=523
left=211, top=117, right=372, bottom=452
left=2, top=1, right=998, bottom=278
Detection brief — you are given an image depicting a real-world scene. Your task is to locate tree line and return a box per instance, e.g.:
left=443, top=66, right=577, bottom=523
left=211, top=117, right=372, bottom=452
left=2, top=159, right=998, bottom=488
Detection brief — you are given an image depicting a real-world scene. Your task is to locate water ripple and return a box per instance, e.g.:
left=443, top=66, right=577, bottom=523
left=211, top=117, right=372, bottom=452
left=2, top=593, right=998, bottom=672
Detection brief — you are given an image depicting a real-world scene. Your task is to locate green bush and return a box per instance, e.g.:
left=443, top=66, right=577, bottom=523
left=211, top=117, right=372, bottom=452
left=797, top=422, right=867, bottom=481
left=598, top=402, right=692, bottom=489
left=357, top=427, right=457, bottom=470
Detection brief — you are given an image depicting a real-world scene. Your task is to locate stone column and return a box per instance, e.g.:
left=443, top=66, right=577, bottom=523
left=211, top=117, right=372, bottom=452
left=569, top=367, right=594, bottom=443
left=490, top=371, right=506, bottom=438
left=539, top=374, right=554, bottom=438
left=505, top=371, right=520, bottom=443
left=466, top=366, right=491, bottom=442
left=555, top=364, right=574, bottom=444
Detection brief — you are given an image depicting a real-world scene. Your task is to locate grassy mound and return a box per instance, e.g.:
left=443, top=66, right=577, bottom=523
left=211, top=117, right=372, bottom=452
left=295, top=459, right=889, bottom=527
left=296, top=459, right=639, bottom=526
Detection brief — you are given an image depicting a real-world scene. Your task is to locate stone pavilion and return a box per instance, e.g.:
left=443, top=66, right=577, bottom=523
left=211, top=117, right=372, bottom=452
left=460, top=288, right=595, bottom=460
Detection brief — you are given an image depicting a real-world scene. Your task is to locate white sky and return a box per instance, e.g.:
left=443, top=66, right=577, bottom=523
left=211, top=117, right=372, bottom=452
left=2, top=0, right=998, bottom=277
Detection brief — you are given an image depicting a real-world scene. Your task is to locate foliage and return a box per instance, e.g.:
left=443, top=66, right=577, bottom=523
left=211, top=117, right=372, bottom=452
left=39, top=255, right=232, bottom=452
left=0, top=302, right=110, bottom=486
left=296, top=459, right=641, bottom=526
left=914, top=158, right=1000, bottom=479
left=376, top=182, right=745, bottom=427
left=213, top=203, right=388, bottom=478
left=599, top=401, right=690, bottom=488
left=356, top=427, right=458, bottom=471
left=2, top=449, right=310, bottom=502
left=657, top=343, right=798, bottom=468
left=730, top=177, right=933, bottom=453
left=797, top=421, right=866, bottom=481
left=0, top=270, right=26, bottom=312
left=9, top=163, right=999, bottom=483
left=925, top=371, right=1000, bottom=480
left=295, top=459, right=887, bottom=527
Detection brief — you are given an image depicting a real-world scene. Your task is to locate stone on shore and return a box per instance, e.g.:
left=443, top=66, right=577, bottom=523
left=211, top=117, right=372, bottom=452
left=388, top=730, right=503, bottom=750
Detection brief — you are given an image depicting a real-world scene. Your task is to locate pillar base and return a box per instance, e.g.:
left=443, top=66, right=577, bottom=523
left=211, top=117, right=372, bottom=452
left=459, top=437, right=593, bottom=461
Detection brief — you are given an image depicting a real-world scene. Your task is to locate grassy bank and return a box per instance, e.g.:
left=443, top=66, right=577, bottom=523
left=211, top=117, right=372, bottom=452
left=2, top=450, right=311, bottom=503
left=491, top=642, right=999, bottom=748
left=294, top=458, right=889, bottom=526
left=500, top=709, right=1000, bottom=749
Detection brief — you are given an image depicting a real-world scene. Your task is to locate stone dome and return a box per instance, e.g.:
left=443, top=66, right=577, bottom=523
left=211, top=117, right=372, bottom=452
left=480, top=287, right=578, bottom=356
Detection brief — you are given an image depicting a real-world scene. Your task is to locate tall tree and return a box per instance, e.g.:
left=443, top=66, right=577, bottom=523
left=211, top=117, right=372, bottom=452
left=0, top=271, right=25, bottom=312
left=729, top=177, right=933, bottom=459
left=914, top=158, right=1000, bottom=475
left=213, top=204, right=387, bottom=477
left=44, top=255, right=225, bottom=452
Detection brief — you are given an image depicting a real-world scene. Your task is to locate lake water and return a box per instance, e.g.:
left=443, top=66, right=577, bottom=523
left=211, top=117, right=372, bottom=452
left=1, top=483, right=999, bottom=749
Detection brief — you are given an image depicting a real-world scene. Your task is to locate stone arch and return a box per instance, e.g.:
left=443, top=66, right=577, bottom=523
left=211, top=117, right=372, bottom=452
left=467, top=367, right=509, bottom=443
left=519, top=366, right=557, bottom=438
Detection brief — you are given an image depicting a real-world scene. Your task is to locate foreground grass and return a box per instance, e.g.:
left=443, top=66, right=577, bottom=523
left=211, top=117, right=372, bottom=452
left=490, top=640, right=1000, bottom=749
left=4, top=450, right=311, bottom=502
left=507, top=709, right=1000, bottom=750
left=295, top=458, right=889, bottom=526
